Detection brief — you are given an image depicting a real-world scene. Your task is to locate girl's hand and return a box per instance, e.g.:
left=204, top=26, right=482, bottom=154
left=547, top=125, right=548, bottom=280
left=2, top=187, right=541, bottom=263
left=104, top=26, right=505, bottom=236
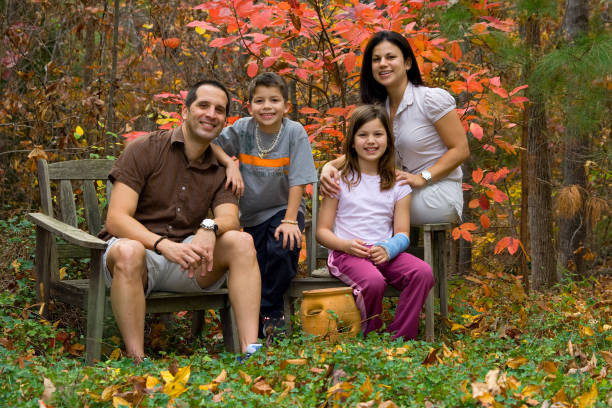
left=225, top=161, right=244, bottom=197
left=396, top=169, right=426, bottom=188
left=344, top=239, right=370, bottom=258
left=320, top=162, right=341, bottom=198
left=369, top=246, right=389, bottom=264
left=274, top=223, right=302, bottom=250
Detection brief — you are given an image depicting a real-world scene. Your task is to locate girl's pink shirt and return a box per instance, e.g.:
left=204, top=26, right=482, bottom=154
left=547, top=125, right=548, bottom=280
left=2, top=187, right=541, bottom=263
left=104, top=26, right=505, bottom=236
left=333, top=173, right=411, bottom=245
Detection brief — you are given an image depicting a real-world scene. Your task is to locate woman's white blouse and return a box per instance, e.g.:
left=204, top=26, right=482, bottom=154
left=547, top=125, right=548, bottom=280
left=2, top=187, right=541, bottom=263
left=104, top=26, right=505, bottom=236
left=386, top=82, right=462, bottom=182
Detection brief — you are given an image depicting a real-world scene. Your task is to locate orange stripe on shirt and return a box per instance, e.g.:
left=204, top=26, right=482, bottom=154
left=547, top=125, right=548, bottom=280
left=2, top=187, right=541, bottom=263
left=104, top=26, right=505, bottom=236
left=239, top=154, right=290, bottom=168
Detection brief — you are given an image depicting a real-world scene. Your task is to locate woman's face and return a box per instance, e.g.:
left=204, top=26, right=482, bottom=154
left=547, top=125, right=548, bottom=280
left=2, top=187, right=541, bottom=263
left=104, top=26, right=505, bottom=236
left=371, top=40, right=410, bottom=90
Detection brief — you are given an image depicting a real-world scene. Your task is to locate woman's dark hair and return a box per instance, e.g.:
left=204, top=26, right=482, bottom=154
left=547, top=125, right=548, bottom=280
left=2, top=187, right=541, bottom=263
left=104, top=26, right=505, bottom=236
left=360, top=30, right=423, bottom=104
left=340, top=104, right=396, bottom=191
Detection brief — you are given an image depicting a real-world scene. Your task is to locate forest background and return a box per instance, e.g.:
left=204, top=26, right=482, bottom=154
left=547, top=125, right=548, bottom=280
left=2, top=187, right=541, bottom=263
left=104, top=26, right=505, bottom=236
left=0, top=0, right=610, bottom=406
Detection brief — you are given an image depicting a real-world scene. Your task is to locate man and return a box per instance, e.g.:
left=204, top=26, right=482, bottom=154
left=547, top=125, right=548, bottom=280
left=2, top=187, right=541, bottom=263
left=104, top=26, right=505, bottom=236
left=99, top=79, right=261, bottom=362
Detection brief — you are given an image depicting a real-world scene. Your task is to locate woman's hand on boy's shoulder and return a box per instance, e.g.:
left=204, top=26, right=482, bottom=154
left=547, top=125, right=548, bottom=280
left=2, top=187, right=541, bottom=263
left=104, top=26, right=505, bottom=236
left=343, top=239, right=370, bottom=258
left=319, top=163, right=341, bottom=198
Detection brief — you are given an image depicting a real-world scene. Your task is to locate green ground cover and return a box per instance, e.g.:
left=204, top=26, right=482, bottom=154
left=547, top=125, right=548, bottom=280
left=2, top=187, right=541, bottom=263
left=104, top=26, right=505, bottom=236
left=0, top=217, right=610, bottom=407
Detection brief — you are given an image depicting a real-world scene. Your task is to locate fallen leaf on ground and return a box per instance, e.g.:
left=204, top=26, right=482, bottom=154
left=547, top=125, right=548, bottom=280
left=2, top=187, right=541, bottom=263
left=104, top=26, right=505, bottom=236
left=251, top=378, right=274, bottom=395
left=41, top=377, right=56, bottom=402
left=574, top=382, right=597, bottom=408
left=280, top=358, right=307, bottom=369
left=507, top=356, right=529, bottom=369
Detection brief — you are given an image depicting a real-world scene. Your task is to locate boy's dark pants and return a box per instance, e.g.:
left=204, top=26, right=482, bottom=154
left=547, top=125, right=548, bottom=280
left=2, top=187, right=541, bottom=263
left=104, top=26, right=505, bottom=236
left=244, top=210, right=305, bottom=320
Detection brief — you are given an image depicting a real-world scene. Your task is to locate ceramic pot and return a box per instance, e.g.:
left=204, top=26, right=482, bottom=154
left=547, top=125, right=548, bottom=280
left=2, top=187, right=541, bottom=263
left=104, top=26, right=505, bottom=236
left=300, top=287, right=361, bottom=341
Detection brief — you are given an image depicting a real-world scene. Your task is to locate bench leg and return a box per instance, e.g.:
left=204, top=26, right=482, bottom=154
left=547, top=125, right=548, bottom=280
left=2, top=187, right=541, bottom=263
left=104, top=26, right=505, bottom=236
left=34, top=227, right=53, bottom=315
left=220, top=304, right=239, bottom=353
left=191, top=311, right=205, bottom=338
left=434, top=230, right=448, bottom=318
left=86, top=250, right=105, bottom=365
left=424, top=229, right=435, bottom=342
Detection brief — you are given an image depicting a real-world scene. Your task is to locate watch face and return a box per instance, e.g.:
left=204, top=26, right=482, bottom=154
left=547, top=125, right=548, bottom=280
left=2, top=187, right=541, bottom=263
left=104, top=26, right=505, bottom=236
left=201, top=219, right=215, bottom=229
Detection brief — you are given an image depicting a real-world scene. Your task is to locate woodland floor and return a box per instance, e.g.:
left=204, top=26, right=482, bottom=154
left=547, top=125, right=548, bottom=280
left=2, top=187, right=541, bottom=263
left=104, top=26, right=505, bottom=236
left=0, top=216, right=610, bottom=407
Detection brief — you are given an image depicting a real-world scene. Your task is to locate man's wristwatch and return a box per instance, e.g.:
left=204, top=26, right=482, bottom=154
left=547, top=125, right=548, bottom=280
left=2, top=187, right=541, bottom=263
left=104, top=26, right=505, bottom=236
left=420, top=170, right=433, bottom=185
left=199, top=218, right=218, bottom=235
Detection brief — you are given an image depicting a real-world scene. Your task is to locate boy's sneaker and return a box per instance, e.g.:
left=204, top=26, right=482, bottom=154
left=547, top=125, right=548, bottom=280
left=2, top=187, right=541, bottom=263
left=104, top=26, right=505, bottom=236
left=238, top=343, right=263, bottom=363
left=262, top=316, right=287, bottom=344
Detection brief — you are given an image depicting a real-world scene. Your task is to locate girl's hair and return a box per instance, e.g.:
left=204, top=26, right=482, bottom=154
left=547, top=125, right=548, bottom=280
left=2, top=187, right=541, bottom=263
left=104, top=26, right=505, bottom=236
left=340, top=104, right=396, bottom=191
left=360, top=30, right=423, bottom=105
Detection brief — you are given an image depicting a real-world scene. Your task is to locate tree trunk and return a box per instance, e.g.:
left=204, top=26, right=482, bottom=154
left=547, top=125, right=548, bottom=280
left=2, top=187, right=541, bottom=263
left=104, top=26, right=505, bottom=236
left=105, top=0, right=120, bottom=153
left=558, top=0, right=589, bottom=277
left=524, top=16, right=557, bottom=290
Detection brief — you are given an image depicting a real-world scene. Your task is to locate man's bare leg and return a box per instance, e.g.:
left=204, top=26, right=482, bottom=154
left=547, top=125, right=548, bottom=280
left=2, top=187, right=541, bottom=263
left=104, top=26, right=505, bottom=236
left=107, top=240, right=148, bottom=360
left=209, top=231, right=261, bottom=352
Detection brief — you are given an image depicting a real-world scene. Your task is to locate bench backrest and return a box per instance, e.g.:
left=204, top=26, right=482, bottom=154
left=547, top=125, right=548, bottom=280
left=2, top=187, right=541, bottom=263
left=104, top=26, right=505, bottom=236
left=37, top=159, right=115, bottom=261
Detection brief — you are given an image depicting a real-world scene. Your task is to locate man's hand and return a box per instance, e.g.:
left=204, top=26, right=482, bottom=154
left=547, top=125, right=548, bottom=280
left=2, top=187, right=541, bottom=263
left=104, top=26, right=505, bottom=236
left=274, top=222, right=302, bottom=250
left=319, top=162, right=341, bottom=198
left=369, top=245, right=389, bottom=264
left=396, top=169, right=426, bottom=188
left=155, top=238, right=207, bottom=275
left=190, top=229, right=216, bottom=278
left=224, top=160, right=244, bottom=197
left=343, top=239, right=370, bottom=258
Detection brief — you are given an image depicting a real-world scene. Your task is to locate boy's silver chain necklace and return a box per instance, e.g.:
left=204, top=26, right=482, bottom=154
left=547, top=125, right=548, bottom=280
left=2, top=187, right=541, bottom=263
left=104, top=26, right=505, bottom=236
left=255, top=122, right=283, bottom=158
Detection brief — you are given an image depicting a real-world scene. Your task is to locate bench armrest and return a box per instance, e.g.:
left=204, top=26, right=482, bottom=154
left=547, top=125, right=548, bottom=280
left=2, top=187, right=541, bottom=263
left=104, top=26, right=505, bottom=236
left=27, top=212, right=107, bottom=250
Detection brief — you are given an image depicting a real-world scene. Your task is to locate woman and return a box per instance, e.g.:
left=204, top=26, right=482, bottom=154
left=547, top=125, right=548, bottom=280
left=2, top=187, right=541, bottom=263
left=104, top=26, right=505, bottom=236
left=320, top=30, right=469, bottom=225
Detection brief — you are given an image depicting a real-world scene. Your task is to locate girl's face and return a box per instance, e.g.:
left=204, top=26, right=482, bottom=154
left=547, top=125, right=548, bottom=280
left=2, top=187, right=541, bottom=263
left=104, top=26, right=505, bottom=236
left=371, top=41, right=410, bottom=90
left=352, top=118, right=388, bottom=165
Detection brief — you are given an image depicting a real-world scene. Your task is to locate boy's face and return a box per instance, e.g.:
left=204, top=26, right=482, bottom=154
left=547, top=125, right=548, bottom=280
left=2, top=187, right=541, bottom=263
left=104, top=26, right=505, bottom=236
left=248, top=86, right=289, bottom=133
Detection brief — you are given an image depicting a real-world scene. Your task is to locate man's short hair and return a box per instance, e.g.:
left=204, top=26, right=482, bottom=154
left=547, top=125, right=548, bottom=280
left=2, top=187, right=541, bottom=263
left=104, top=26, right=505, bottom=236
left=247, top=72, right=288, bottom=102
left=185, top=79, right=231, bottom=116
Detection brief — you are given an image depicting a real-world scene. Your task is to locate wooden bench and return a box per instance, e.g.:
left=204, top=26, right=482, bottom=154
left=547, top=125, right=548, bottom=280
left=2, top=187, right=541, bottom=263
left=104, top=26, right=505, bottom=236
left=27, top=159, right=239, bottom=365
left=284, top=182, right=449, bottom=341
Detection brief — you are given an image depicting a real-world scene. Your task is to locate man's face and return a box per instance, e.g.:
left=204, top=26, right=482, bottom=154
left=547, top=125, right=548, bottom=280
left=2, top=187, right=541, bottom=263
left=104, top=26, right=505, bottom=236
left=182, top=84, right=228, bottom=143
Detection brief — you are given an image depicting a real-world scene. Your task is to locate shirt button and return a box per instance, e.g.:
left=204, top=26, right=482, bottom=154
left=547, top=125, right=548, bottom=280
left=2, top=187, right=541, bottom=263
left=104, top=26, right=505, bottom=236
left=181, top=186, right=186, bottom=191
left=177, top=207, right=181, bottom=212
left=168, top=225, right=173, bottom=230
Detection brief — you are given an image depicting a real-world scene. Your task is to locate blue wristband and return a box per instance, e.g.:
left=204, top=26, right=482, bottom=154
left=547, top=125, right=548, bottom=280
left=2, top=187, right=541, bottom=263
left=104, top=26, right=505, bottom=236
left=374, top=233, right=410, bottom=261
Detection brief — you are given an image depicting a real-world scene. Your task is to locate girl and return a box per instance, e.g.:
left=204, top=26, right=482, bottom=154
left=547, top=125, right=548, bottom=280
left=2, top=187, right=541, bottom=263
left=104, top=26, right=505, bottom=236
left=316, top=105, right=434, bottom=340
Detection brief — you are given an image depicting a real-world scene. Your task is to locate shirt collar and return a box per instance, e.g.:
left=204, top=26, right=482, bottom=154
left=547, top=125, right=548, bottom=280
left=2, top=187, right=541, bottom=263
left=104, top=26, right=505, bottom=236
left=170, top=126, right=219, bottom=170
left=386, top=81, right=415, bottom=116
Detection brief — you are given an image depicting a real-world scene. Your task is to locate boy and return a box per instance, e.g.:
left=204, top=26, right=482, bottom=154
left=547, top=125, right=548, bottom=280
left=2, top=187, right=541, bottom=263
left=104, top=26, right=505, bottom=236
left=211, top=72, right=317, bottom=338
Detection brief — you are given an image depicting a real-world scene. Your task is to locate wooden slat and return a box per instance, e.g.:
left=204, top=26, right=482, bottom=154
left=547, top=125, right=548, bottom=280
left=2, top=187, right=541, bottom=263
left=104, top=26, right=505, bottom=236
left=37, top=159, right=53, bottom=215
left=59, top=180, right=78, bottom=227
left=48, top=159, right=114, bottom=180
left=424, top=229, right=434, bottom=342
left=56, top=243, right=91, bottom=259
left=82, top=180, right=102, bottom=235
left=35, top=226, right=53, bottom=313
left=27, top=213, right=107, bottom=249
left=309, top=182, right=319, bottom=274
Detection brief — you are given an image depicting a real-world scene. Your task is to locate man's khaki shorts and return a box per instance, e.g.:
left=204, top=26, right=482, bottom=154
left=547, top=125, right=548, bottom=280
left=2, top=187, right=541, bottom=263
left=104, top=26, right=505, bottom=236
left=102, top=235, right=226, bottom=297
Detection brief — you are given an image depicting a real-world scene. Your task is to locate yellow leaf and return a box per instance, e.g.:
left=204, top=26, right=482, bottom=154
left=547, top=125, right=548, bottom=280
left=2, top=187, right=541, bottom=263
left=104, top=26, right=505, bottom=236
left=173, top=365, right=191, bottom=384
left=142, top=23, right=153, bottom=29
left=574, top=383, right=597, bottom=408
left=59, top=267, right=67, bottom=280
left=251, top=379, right=275, bottom=395
left=359, top=376, right=373, bottom=398
left=160, top=370, right=174, bottom=384
left=108, top=348, right=121, bottom=360
left=11, top=259, right=20, bottom=273
left=163, top=381, right=187, bottom=398
left=101, top=385, right=120, bottom=401
left=521, top=384, right=543, bottom=397
left=580, top=325, right=595, bottom=337
left=507, top=356, right=529, bottom=369
left=199, top=382, right=218, bottom=392
left=451, top=323, right=466, bottom=332
left=214, top=369, right=227, bottom=383
left=238, top=370, right=252, bottom=384
left=145, top=375, right=159, bottom=389
left=280, top=358, right=307, bottom=369
left=538, top=361, right=558, bottom=374
left=112, top=396, right=131, bottom=407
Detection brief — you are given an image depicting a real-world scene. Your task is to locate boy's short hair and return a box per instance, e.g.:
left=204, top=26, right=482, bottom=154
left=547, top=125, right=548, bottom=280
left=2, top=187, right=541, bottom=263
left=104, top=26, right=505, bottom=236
left=247, top=72, right=288, bottom=102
